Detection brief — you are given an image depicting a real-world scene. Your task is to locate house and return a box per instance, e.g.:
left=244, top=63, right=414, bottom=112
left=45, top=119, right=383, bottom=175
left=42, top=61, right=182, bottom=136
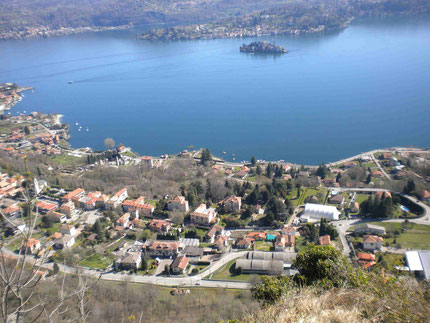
left=183, top=246, right=204, bottom=263
left=405, top=250, right=430, bottom=280
left=4, top=219, right=26, bottom=236
left=95, top=194, right=110, bottom=209
left=59, top=224, right=76, bottom=236
left=247, top=232, right=267, bottom=241
left=357, top=252, right=376, bottom=269
left=372, top=170, right=383, bottom=177
left=302, top=203, right=340, bottom=221
left=213, top=235, right=229, bottom=251
left=167, top=196, right=189, bottom=213
left=350, top=202, right=360, bottom=213
left=171, top=254, right=189, bottom=274
left=274, top=234, right=295, bottom=251
left=233, top=237, right=254, bottom=249
left=363, top=235, right=383, bottom=251
left=2, top=205, right=21, bottom=218
left=421, top=190, right=430, bottom=203
left=53, top=235, right=75, bottom=249
left=137, top=203, right=154, bottom=217
left=382, top=152, right=392, bottom=160
left=46, top=211, right=67, bottom=223
left=190, top=204, right=217, bottom=226
left=122, top=196, right=145, bottom=215
left=255, top=205, right=264, bottom=215
left=148, top=219, right=171, bottom=233
left=59, top=201, right=75, bottom=217
left=328, top=194, right=344, bottom=205
left=116, top=213, right=131, bottom=228
left=50, top=232, right=62, bottom=240
left=354, top=223, right=386, bottom=235
left=21, top=238, right=40, bottom=254
left=205, top=224, right=225, bottom=243
left=144, top=240, right=183, bottom=257
left=140, top=156, right=154, bottom=168
left=281, top=226, right=296, bottom=236
left=319, top=235, right=331, bottom=246
left=106, top=188, right=128, bottom=210
left=117, top=252, right=142, bottom=271
left=36, top=201, right=58, bottom=214
left=62, top=188, right=85, bottom=203
left=223, top=196, right=241, bottom=212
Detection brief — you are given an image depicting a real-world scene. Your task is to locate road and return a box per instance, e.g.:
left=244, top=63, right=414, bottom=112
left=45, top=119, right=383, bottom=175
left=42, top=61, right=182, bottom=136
left=330, top=187, right=430, bottom=255
left=2, top=247, right=251, bottom=290
left=371, top=153, right=391, bottom=180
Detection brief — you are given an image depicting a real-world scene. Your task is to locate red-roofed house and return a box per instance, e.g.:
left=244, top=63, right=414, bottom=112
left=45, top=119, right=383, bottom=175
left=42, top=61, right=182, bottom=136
left=247, top=232, right=267, bottom=241
left=21, top=238, right=40, bottom=254
left=149, top=219, right=171, bottom=233
left=319, top=235, right=331, bottom=246
left=171, top=254, right=189, bottom=274
left=275, top=234, right=295, bottom=251
left=357, top=252, right=376, bottom=269
left=363, top=235, right=383, bottom=251
left=233, top=237, right=254, bottom=249
left=223, top=196, right=241, bottom=212
left=36, top=201, right=58, bottom=214
left=62, top=188, right=85, bottom=203
left=167, top=196, right=189, bottom=213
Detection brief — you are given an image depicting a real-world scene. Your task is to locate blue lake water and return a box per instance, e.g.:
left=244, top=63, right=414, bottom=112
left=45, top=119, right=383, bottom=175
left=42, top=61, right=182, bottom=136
left=1, top=15, right=430, bottom=164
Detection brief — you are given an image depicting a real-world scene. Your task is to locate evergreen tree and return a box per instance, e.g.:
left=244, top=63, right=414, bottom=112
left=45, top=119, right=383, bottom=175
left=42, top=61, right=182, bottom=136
left=200, top=148, right=213, bottom=165
left=256, top=165, right=262, bottom=175
left=251, top=155, right=257, bottom=166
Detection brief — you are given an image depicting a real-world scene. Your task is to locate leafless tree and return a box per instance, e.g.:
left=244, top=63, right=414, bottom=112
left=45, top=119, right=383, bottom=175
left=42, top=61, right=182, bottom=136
left=0, top=160, right=99, bottom=322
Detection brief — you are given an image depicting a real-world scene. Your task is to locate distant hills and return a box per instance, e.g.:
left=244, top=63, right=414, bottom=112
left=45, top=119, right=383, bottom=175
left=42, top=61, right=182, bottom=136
left=1, top=0, right=429, bottom=39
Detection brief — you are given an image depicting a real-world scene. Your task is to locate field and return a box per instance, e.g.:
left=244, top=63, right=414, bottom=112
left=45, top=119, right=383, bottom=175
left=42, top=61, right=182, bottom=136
left=354, top=222, right=430, bottom=250
left=210, top=259, right=254, bottom=282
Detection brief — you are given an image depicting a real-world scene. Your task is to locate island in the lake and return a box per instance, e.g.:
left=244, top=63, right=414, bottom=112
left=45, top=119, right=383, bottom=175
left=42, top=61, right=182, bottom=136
left=240, top=41, right=287, bottom=54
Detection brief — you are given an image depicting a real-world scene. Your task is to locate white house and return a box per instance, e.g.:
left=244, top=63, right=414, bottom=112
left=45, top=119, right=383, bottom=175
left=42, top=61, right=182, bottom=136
left=363, top=235, right=383, bottom=251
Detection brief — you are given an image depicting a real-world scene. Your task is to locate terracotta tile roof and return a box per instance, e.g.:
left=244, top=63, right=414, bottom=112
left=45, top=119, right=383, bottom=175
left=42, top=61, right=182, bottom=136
left=357, top=253, right=376, bottom=261
left=172, top=254, right=188, bottom=270
left=234, top=237, right=254, bottom=246
left=22, top=238, right=39, bottom=248
left=62, top=188, right=84, bottom=201
left=247, top=232, right=267, bottom=240
left=363, top=235, right=383, bottom=243
left=319, top=235, right=331, bottom=245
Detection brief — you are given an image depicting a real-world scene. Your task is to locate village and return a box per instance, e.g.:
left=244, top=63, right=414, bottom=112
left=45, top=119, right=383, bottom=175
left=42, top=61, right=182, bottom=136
left=1, top=83, right=430, bottom=286
left=1, top=108, right=430, bottom=286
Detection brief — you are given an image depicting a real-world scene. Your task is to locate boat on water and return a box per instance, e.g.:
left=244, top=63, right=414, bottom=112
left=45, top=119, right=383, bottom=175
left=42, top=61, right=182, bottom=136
left=75, top=122, right=78, bottom=126
left=223, top=152, right=226, bottom=154
left=86, top=128, right=89, bottom=132
left=68, top=81, right=73, bottom=84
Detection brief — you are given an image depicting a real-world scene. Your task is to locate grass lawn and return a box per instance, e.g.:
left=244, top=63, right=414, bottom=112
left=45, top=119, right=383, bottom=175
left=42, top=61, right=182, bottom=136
left=210, top=259, right=253, bottom=282
left=44, top=222, right=61, bottom=235
left=254, top=241, right=272, bottom=251
left=355, top=222, right=430, bottom=250
left=50, top=153, right=86, bottom=167
left=354, top=194, right=370, bottom=204
left=294, top=237, right=308, bottom=253
left=79, top=253, right=113, bottom=270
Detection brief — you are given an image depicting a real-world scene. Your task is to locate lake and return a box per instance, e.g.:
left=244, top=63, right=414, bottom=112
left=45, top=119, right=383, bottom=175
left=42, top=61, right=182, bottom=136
left=1, top=15, right=430, bottom=164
